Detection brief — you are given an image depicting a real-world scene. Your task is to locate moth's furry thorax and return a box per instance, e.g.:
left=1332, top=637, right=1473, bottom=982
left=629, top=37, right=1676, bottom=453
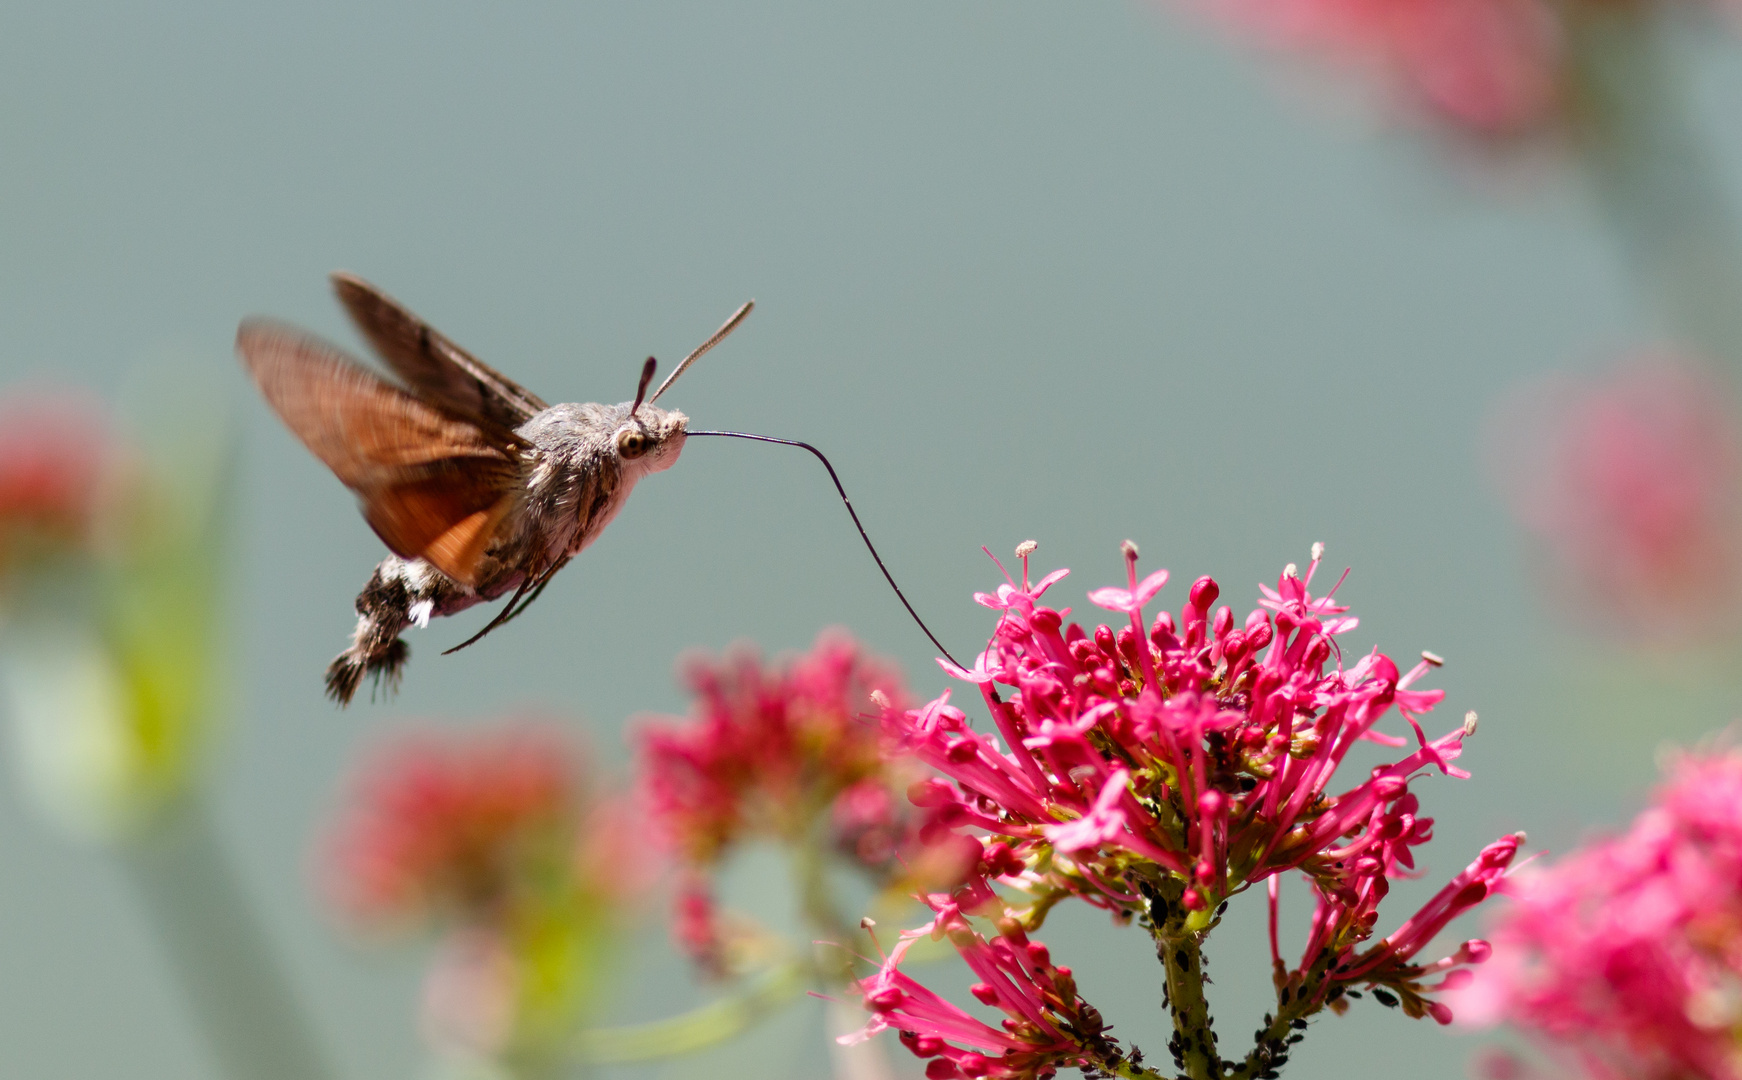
left=510, top=400, right=688, bottom=564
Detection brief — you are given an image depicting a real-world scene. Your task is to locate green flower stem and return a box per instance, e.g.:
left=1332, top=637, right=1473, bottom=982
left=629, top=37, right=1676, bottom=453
left=1223, top=961, right=1329, bottom=1080
left=1570, top=4, right=1742, bottom=372
left=1108, top=1057, right=1173, bottom=1080
left=119, top=792, right=337, bottom=1080
left=1155, top=930, right=1220, bottom=1080
left=794, top=829, right=855, bottom=949
left=570, top=833, right=857, bottom=1067
left=570, top=959, right=807, bottom=1063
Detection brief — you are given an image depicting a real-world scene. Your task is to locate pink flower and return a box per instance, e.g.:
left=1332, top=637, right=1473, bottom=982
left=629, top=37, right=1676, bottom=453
left=1189, top=0, right=1562, bottom=134
left=637, top=631, right=908, bottom=863
left=1490, top=352, right=1742, bottom=635
left=1453, top=746, right=1742, bottom=1080
left=868, top=541, right=1515, bottom=1053
left=0, top=392, right=126, bottom=574
left=324, top=722, right=648, bottom=1061
left=844, top=869, right=1116, bottom=1080
left=323, top=723, right=585, bottom=925
left=636, top=632, right=976, bottom=967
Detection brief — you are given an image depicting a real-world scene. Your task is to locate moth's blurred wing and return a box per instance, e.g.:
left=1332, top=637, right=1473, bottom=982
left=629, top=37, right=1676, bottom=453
left=357, top=467, right=515, bottom=588
left=330, top=272, right=548, bottom=438
left=238, top=319, right=520, bottom=587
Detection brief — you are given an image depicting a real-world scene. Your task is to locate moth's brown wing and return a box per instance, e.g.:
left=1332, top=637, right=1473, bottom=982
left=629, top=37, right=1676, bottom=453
left=237, top=318, right=521, bottom=588
left=330, top=272, right=549, bottom=439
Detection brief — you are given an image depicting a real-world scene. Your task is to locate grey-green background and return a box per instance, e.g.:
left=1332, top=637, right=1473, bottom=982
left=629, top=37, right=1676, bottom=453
left=5, top=2, right=1742, bottom=1078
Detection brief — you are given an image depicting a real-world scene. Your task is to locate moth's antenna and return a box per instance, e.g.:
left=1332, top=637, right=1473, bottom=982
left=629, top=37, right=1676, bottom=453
left=649, top=301, right=754, bottom=404
left=631, top=356, right=657, bottom=416
left=687, top=430, right=963, bottom=669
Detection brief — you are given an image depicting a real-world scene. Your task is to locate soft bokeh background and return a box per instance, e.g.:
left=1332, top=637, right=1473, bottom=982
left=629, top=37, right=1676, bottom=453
left=4, top=2, right=1742, bottom=1077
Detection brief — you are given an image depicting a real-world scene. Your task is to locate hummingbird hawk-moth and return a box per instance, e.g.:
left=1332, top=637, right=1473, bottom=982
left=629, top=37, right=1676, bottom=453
left=241, top=273, right=960, bottom=706
left=238, top=273, right=752, bottom=704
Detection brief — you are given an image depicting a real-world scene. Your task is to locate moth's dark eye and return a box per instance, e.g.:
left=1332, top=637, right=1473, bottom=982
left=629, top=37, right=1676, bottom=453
left=617, top=427, right=651, bottom=459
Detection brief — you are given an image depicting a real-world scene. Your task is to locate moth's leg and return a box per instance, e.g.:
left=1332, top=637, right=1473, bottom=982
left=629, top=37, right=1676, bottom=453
left=324, top=557, right=477, bottom=705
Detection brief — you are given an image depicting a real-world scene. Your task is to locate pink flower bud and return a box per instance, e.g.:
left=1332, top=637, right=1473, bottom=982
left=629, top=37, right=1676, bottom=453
left=1189, top=576, right=1220, bottom=612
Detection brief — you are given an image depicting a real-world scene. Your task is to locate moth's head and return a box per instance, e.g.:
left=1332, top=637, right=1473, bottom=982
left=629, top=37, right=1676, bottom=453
left=616, top=402, right=687, bottom=475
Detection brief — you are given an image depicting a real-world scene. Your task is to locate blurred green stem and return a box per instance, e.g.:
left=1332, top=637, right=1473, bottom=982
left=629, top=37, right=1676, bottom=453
left=795, top=830, right=857, bottom=976
left=571, top=831, right=879, bottom=1070
left=119, top=792, right=338, bottom=1080
left=570, top=959, right=807, bottom=1064
left=1571, top=5, right=1742, bottom=370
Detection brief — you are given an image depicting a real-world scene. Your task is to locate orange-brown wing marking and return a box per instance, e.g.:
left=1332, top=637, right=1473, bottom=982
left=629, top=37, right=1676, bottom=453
left=359, top=473, right=514, bottom=587
left=238, top=319, right=520, bottom=587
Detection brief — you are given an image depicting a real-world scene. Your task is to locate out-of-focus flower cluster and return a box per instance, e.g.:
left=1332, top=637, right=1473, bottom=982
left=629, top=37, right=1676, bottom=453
left=0, top=390, right=224, bottom=840
left=637, top=632, right=977, bottom=973
left=1202, top=0, right=1561, bottom=135
left=1455, top=745, right=1742, bottom=1080
left=0, top=394, right=126, bottom=574
left=1489, top=352, right=1742, bottom=636
left=854, top=543, right=1520, bottom=1080
left=1188, top=0, right=1732, bottom=138
left=324, top=723, right=647, bottom=1067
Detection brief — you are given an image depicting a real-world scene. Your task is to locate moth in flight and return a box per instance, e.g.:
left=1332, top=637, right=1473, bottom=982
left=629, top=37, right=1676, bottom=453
left=239, top=273, right=751, bottom=704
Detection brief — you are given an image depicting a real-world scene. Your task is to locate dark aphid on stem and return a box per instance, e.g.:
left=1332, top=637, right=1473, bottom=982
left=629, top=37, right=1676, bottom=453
left=240, top=274, right=956, bottom=705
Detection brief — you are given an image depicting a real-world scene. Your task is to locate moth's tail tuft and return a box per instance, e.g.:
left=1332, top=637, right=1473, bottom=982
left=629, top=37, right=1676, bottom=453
left=324, top=638, right=410, bottom=706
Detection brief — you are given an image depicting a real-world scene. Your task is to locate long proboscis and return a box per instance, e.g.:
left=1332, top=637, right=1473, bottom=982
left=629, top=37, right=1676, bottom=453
left=648, top=301, right=754, bottom=404
left=687, top=430, right=963, bottom=670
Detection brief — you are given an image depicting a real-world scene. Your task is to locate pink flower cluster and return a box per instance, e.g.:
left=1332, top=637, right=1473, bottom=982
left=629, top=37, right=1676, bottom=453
left=324, top=723, right=645, bottom=1060
left=0, top=393, right=125, bottom=574
left=638, top=632, right=906, bottom=864
left=854, top=543, right=1520, bottom=1078
left=1490, top=353, right=1742, bottom=635
left=325, top=724, right=598, bottom=925
left=1200, top=0, right=1561, bottom=134
left=1454, top=747, right=1742, bottom=1080
left=637, top=633, right=976, bottom=970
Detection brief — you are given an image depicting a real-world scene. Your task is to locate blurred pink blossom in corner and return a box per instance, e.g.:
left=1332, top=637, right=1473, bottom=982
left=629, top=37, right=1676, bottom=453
left=1488, top=351, right=1742, bottom=636
left=1450, top=744, right=1742, bottom=1080
left=1177, top=0, right=1742, bottom=140
left=1184, top=0, right=1564, bottom=135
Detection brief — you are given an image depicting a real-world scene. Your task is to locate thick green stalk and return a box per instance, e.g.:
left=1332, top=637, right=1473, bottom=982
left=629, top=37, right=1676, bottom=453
left=1109, top=1059, right=1175, bottom=1080
left=1155, top=930, right=1220, bottom=1080
left=1223, top=960, right=1329, bottom=1080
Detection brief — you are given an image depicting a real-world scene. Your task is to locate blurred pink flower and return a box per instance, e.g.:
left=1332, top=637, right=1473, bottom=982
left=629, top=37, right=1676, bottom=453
left=636, top=632, right=976, bottom=969
left=638, top=632, right=906, bottom=860
left=324, top=722, right=647, bottom=1062
left=0, top=392, right=125, bottom=573
left=325, top=723, right=585, bottom=925
left=1453, top=746, right=1742, bottom=1080
left=1190, top=0, right=1563, bottom=134
left=1489, top=352, right=1742, bottom=634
